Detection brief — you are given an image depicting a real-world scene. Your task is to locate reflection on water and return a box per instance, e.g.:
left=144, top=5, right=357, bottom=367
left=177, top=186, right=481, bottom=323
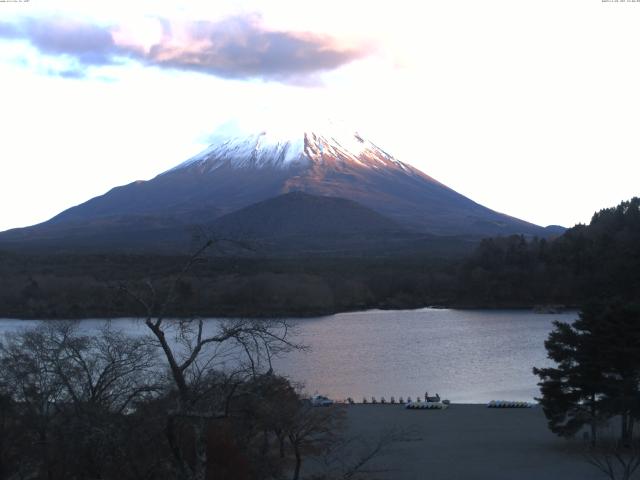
left=0, top=308, right=576, bottom=403
left=278, top=309, right=577, bottom=403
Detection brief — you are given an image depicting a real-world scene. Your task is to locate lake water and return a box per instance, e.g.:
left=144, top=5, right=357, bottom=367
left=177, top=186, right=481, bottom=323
left=0, top=308, right=577, bottom=403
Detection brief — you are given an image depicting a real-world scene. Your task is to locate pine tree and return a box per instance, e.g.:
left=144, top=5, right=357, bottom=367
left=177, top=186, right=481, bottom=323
left=581, top=302, right=640, bottom=445
left=534, top=319, right=605, bottom=444
left=534, top=301, right=640, bottom=444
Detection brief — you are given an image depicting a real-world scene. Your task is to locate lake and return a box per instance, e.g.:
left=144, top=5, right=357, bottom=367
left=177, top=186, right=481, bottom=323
left=0, top=308, right=577, bottom=403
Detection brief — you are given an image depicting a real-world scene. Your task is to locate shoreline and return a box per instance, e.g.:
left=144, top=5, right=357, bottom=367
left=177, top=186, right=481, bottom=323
left=0, top=304, right=579, bottom=321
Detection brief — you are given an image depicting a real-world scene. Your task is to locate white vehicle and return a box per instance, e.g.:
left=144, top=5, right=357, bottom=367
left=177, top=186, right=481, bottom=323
left=310, top=395, right=334, bottom=406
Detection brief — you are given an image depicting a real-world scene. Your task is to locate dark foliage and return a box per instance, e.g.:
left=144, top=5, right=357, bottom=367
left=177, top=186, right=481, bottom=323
left=457, top=197, right=640, bottom=307
left=0, top=197, right=638, bottom=318
left=0, top=322, right=343, bottom=480
left=534, top=301, right=640, bottom=445
left=0, top=251, right=463, bottom=319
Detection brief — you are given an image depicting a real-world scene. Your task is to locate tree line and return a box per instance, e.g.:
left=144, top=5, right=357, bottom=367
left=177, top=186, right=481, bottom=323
left=3, top=197, right=639, bottom=318
left=457, top=197, right=640, bottom=307
left=530, top=199, right=640, bottom=479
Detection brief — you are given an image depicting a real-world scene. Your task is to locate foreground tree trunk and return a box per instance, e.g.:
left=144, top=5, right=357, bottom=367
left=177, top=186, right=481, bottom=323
left=193, top=420, right=208, bottom=480
left=291, top=441, right=302, bottom=480
left=621, top=411, right=635, bottom=447
left=278, top=433, right=286, bottom=458
left=590, top=395, right=598, bottom=447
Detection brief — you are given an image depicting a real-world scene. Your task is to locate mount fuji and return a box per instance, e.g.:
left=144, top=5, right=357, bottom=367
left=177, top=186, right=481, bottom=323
left=0, top=119, right=557, bottom=253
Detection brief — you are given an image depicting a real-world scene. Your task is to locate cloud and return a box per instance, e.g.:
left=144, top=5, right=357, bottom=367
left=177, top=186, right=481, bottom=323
left=145, top=15, right=371, bottom=81
left=0, top=21, right=21, bottom=38
left=1, top=18, right=120, bottom=68
left=50, top=67, right=90, bottom=79
left=25, top=18, right=119, bottom=66
left=0, top=14, right=373, bottom=83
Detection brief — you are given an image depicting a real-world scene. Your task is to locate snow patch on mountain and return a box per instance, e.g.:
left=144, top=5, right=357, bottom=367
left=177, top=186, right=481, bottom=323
left=166, top=118, right=409, bottom=174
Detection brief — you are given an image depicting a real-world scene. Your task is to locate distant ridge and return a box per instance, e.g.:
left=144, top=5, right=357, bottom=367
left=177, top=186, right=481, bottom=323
left=211, top=191, right=404, bottom=239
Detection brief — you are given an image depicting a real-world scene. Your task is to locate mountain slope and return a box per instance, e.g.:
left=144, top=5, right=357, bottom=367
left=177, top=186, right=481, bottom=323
left=206, top=191, right=437, bottom=255
left=211, top=191, right=404, bottom=238
left=0, top=119, right=553, bottom=253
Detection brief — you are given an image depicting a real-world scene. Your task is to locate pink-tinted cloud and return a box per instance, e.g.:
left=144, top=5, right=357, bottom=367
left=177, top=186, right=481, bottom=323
left=0, top=15, right=372, bottom=82
left=145, top=15, right=370, bottom=80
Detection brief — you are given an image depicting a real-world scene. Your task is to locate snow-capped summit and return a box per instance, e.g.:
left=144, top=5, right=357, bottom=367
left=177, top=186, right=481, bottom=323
left=167, top=118, right=411, bottom=173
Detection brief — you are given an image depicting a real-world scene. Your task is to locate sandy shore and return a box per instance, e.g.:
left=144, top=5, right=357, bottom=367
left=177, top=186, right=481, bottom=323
left=304, top=404, right=604, bottom=480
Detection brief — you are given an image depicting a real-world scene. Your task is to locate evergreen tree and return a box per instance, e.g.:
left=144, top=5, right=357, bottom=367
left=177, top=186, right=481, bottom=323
left=534, top=318, right=605, bottom=444
left=534, top=301, right=640, bottom=444
left=582, top=302, right=640, bottom=445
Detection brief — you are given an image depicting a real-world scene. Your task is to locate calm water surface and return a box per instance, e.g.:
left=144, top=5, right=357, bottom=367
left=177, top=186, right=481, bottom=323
left=0, top=309, right=577, bottom=403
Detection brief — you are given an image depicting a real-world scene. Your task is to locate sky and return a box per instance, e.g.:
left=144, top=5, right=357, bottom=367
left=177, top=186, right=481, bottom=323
left=1, top=0, right=639, bottom=232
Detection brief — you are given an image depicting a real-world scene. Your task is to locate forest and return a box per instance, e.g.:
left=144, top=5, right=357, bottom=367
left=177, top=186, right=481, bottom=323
left=0, top=197, right=638, bottom=319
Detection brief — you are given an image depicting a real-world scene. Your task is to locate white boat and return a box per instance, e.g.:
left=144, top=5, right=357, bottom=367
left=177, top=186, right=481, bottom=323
left=310, top=394, right=334, bottom=406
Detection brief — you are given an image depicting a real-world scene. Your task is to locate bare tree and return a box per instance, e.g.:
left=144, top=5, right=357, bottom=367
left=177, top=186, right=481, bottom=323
left=51, top=322, right=159, bottom=412
left=0, top=324, right=72, bottom=478
left=314, top=427, right=414, bottom=480
left=0, top=321, right=159, bottom=479
left=118, top=240, right=303, bottom=480
left=285, top=403, right=345, bottom=480
left=585, top=440, right=640, bottom=480
left=1, top=322, right=158, bottom=411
